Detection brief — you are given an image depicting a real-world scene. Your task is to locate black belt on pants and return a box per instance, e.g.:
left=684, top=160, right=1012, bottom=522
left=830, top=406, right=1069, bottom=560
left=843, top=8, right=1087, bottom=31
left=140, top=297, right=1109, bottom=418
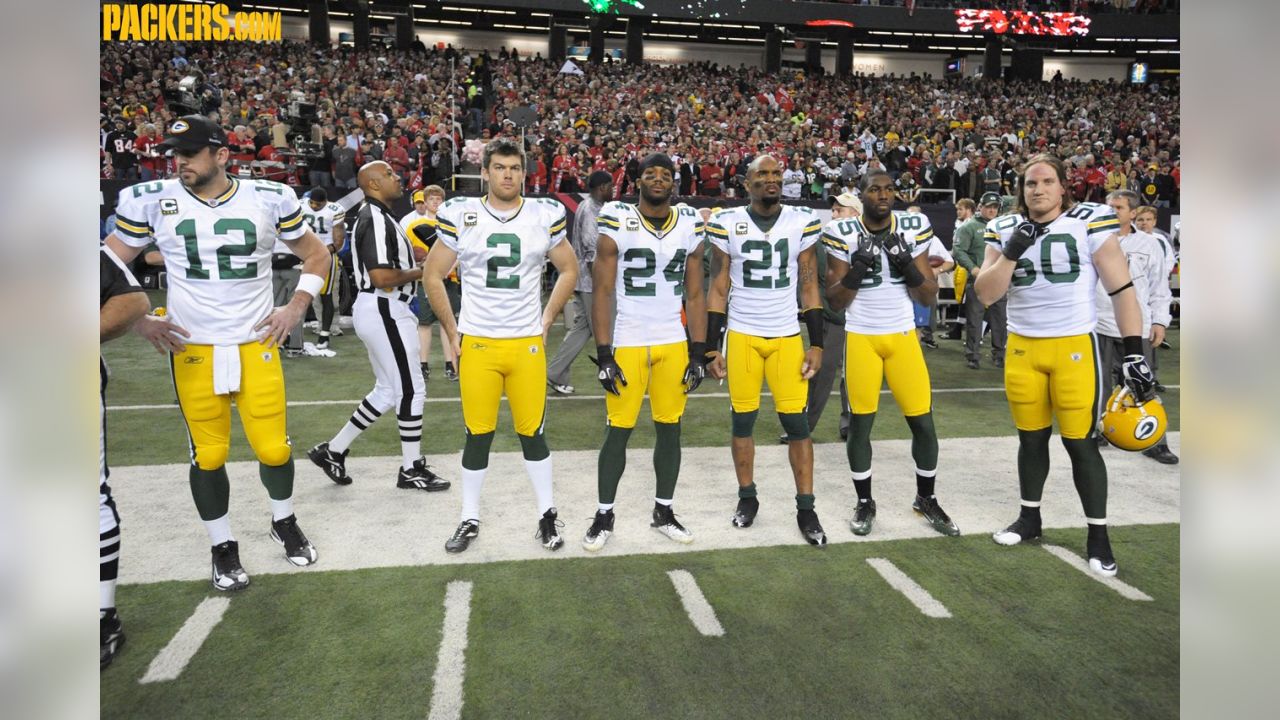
left=361, top=288, right=413, bottom=304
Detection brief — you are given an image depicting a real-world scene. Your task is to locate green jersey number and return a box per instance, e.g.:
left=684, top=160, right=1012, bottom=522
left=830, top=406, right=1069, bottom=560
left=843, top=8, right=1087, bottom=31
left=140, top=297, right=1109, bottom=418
left=485, top=233, right=521, bottom=289
left=741, top=238, right=790, bottom=289
left=174, top=217, right=259, bottom=280
left=1011, top=233, right=1081, bottom=287
left=622, top=248, right=688, bottom=297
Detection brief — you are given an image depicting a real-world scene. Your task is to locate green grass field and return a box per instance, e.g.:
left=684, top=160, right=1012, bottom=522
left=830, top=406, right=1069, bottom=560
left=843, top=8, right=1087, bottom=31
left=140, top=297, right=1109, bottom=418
left=101, top=299, right=1179, bottom=718
left=102, top=524, right=1179, bottom=720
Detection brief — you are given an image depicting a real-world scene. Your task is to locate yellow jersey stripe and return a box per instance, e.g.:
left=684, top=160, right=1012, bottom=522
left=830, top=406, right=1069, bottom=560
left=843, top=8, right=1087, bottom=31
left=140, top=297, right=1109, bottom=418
left=278, top=215, right=304, bottom=230
left=704, top=225, right=729, bottom=237
left=549, top=220, right=567, bottom=234
left=114, top=217, right=151, bottom=234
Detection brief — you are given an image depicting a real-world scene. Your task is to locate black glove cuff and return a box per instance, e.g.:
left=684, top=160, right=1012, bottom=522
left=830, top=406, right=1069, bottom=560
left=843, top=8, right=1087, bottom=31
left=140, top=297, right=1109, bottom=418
left=1122, top=336, right=1145, bottom=356
left=596, top=344, right=614, bottom=364
left=901, top=261, right=925, bottom=288
left=841, top=261, right=870, bottom=289
left=706, top=311, right=727, bottom=352
left=689, top=341, right=707, bottom=361
left=1002, top=245, right=1025, bottom=262
left=802, top=308, right=824, bottom=349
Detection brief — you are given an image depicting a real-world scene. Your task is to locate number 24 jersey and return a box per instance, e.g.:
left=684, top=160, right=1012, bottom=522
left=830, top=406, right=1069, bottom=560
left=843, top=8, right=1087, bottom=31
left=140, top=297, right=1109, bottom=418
left=112, top=177, right=306, bottom=345
left=436, top=196, right=567, bottom=338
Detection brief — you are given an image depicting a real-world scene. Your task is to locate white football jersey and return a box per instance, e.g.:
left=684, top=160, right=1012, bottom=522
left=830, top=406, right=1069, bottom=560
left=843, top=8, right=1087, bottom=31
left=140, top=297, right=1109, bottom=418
left=113, top=177, right=306, bottom=345
left=436, top=196, right=567, bottom=338
left=1093, top=229, right=1172, bottom=338
left=985, top=202, right=1120, bottom=337
left=821, top=210, right=932, bottom=334
left=705, top=205, right=822, bottom=337
left=301, top=201, right=346, bottom=246
left=598, top=202, right=703, bottom=347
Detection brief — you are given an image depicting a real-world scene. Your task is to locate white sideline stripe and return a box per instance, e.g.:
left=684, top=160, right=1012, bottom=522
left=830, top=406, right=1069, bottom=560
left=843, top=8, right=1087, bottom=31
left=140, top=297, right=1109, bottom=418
left=865, top=558, right=952, bottom=618
left=106, top=385, right=1181, bottom=411
left=427, top=581, right=474, bottom=720
left=1041, top=545, right=1154, bottom=601
left=667, top=570, right=725, bottom=637
left=139, top=597, right=231, bottom=683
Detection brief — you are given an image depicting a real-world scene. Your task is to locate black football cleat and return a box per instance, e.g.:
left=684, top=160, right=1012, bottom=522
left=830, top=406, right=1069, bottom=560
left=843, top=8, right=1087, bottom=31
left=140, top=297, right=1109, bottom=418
left=536, top=508, right=565, bottom=551
left=652, top=504, right=694, bottom=544
left=270, top=514, right=318, bottom=566
left=100, top=609, right=125, bottom=670
left=582, top=510, right=615, bottom=552
left=731, top=496, right=759, bottom=528
left=308, top=442, right=352, bottom=485
left=849, top=499, right=877, bottom=536
left=993, top=515, right=1042, bottom=546
left=211, top=540, right=250, bottom=591
left=445, top=520, right=480, bottom=553
left=397, top=458, right=451, bottom=491
left=912, top=495, right=961, bottom=537
left=797, top=509, right=828, bottom=547
left=1087, top=528, right=1119, bottom=578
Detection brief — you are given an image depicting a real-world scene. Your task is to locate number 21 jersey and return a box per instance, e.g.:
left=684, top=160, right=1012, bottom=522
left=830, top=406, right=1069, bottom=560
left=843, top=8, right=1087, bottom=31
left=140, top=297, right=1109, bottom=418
left=436, top=196, right=567, bottom=338
left=112, top=177, right=306, bottom=345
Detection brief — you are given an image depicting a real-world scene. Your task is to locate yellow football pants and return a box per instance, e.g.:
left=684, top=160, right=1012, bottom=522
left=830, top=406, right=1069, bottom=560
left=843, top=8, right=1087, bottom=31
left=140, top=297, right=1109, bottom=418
left=606, top=342, right=689, bottom=428
left=844, top=329, right=933, bottom=417
left=726, top=330, right=808, bottom=414
left=459, top=335, right=547, bottom=435
left=1004, top=332, right=1102, bottom=440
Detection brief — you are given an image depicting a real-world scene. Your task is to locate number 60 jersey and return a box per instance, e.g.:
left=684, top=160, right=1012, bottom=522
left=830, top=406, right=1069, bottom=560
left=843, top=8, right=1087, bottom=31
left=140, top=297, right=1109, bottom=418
left=112, top=177, right=306, bottom=345
left=983, top=202, right=1120, bottom=337
left=436, top=196, right=567, bottom=338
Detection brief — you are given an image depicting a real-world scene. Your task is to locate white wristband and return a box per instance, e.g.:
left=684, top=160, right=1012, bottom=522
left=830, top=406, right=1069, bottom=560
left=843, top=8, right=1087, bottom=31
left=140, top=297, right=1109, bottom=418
left=296, top=273, right=324, bottom=299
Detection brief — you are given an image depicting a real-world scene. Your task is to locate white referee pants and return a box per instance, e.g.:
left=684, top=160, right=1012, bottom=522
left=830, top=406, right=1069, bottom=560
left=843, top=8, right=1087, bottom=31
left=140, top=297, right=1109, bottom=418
left=353, top=293, right=426, bottom=443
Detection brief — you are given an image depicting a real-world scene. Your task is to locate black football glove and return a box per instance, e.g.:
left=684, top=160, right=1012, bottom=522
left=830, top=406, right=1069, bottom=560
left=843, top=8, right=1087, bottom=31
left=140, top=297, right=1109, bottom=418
left=1121, top=353, right=1157, bottom=402
left=683, top=342, right=707, bottom=394
left=882, top=232, right=915, bottom=273
left=1004, top=221, right=1046, bottom=261
left=841, top=234, right=880, bottom=289
left=589, top=345, right=628, bottom=396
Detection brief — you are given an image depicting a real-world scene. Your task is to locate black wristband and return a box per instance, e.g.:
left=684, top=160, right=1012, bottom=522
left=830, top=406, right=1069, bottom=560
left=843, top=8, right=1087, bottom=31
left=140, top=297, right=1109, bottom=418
left=840, top=260, right=870, bottom=289
left=596, top=344, right=614, bottom=364
left=689, top=341, right=707, bottom=360
left=706, top=311, right=727, bottom=352
left=802, top=308, right=824, bottom=349
left=1122, top=336, right=1145, bottom=356
left=900, top=261, right=925, bottom=288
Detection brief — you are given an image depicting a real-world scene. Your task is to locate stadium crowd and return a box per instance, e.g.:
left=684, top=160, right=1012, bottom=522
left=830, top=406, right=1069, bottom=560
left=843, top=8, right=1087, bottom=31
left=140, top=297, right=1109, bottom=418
left=821, top=0, right=1178, bottom=12
left=100, top=40, right=1179, bottom=209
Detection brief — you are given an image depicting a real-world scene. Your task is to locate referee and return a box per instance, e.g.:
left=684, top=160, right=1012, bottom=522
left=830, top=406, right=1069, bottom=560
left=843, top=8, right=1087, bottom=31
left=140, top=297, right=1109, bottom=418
left=308, top=161, right=449, bottom=491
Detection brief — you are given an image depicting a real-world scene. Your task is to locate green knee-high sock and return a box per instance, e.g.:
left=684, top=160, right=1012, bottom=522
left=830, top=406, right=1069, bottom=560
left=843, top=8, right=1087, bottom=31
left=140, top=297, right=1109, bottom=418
left=598, top=426, right=633, bottom=505
left=904, top=412, right=939, bottom=472
left=190, top=466, right=231, bottom=521
left=653, top=421, right=681, bottom=501
left=259, top=457, right=294, bottom=501
left=846, top=413, right=877, bottom=474
left=462, top=432, right=495, bottom=471
left=1017, top=428, right=1053, bottom=504
left=1062, top=437, right=1109, bottom=520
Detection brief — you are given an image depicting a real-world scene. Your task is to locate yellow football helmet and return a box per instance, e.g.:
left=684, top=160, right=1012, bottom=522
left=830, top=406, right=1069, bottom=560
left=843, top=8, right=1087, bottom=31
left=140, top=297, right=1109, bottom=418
left=1099, top=386, right=1167, bottom=451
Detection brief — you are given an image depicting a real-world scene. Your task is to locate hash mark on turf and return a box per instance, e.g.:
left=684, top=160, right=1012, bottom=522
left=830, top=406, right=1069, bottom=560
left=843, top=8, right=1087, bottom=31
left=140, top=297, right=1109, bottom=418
left=139, top=597, right=231, bottom=683
left=667, top=570, right=725, bottom=637
left=866, top=558, right=952, bottom=618
left=427, top=580, right=474, bottom=720
left=1041, top=545, right=1154, bottom=601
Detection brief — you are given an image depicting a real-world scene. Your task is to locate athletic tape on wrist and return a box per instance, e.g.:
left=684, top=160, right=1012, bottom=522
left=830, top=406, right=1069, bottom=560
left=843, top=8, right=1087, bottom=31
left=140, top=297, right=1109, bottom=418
left=296, top=273, right=325, bottom=298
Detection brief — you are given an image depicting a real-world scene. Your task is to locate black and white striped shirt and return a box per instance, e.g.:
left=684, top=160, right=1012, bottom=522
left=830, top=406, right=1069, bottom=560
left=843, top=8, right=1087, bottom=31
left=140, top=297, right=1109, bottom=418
left=352, top=196, right=418, bottom=298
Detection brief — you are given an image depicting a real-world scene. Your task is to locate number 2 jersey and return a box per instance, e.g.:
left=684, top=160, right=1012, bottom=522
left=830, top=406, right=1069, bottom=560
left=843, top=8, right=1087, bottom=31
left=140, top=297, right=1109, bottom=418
left=112, top=177, right=306, bottom=345
left=436, top=196, right=567, bottom=338
left=821, top=210, right=933, bottom=334
left=984, top=202, right=1120, bottom=338
left=704, top=205, right=822, bottom=337
left=598, top=202, right=703, bottom=347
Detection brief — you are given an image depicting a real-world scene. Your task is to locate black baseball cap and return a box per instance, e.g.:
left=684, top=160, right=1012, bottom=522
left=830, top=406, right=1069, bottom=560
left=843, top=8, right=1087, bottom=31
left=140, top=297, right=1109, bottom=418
left=159, top=114, right=228, bottom=151
left=979, top=191, right=1002, bottom=207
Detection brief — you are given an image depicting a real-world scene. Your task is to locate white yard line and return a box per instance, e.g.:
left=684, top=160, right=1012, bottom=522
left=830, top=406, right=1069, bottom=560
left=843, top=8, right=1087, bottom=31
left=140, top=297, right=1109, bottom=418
left=667, top=570, right=725, bottom=637
left=427, top=581, right=474, bottom=720
left=139, top=597, right=232, bottom=684
left=1041, top=545, right=1154, bottom=601
left=104, top=381, right=1182, bottom=409
left=865, top=558, right=952, bottom=618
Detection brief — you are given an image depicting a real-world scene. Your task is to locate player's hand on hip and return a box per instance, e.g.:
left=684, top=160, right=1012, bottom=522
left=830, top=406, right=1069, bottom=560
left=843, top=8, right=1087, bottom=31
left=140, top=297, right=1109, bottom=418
left=801, top=346, right=823, bottom=380
left=254, top=302, right=305, bottom=349
left=705, top=351, right=727, bottom=380
left=135, top=314, right=190, bottom=354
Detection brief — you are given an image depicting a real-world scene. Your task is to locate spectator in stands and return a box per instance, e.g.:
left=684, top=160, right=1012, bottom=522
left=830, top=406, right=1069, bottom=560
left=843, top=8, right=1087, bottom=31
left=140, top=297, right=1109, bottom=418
left=104, top=119, right=138, bottom=181
left=332, top=143, right=357, bottom=189
left=135, top=124, right=163, bottom=181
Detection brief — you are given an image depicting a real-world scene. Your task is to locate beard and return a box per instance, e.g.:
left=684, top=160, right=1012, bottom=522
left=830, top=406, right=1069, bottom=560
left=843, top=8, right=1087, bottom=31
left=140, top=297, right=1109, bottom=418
left=640, top=186, right=671, bottom=206
left=757, top=193, right=780, bottom=208
left=182, top=165, right=223, bottom=193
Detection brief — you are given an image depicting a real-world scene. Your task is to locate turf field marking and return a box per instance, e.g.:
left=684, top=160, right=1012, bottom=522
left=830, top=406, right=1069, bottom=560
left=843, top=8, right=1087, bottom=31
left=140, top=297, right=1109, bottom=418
left=1041, top=545, right=1154, bottom=601
left=427, top=580, right=474, bottom=720
left=139, top=597, right=231, bottom=684
left=667, top=570, right=725, bottom=637
left=865, top=558, right=952, bottom=618
left=107, top=385, right=1181, bottom=411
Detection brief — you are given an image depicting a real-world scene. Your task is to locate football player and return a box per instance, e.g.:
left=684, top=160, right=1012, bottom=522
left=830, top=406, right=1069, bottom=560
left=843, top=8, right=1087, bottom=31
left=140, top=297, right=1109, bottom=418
left=703, top=154, right=828, bottom=546
left=975, top=153, right=1154, bottom=578
left=300, top=187, right=346, bottom=351
left=824, top=170, right=960, bottom=538
left=99, top=246, right=150, bottom=669
left=425, top=138, right=579, bottom=553
left=402, top=187, right=460, bottom=380
left=583, top=153, right=708, bottom=551
left=105, top=115, right=326, bottom=591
